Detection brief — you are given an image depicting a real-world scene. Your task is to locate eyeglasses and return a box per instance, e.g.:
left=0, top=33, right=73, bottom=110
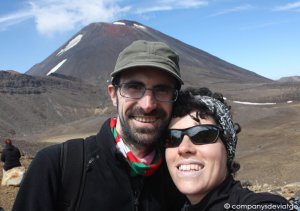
left=115, top=83, right=178, bottom=102
left=165, top=124, right=223, bottom=148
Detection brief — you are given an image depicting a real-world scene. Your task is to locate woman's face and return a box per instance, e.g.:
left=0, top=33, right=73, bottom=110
left=165, top=112, right=228, bottom=205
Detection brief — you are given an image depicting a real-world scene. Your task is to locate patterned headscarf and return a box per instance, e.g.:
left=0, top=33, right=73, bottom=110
left=193, top=95, right=237, bottom=163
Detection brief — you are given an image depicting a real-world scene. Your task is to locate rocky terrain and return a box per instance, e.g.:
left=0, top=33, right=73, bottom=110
left=1, top=152, right=299, bottom=211
left=1, top=101, right=300, bottom=211
left=1, top=95, right=300, bottom=211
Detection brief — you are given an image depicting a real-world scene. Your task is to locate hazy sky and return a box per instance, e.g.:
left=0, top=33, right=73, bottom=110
left=1, top=0, right=299, bottom=80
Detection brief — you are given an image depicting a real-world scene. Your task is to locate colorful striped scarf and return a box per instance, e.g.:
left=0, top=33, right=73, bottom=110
left=110, top=117, right=162, bottom=176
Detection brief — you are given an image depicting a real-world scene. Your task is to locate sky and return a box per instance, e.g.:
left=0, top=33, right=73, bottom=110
left=0, top=0, right=299, bottom=80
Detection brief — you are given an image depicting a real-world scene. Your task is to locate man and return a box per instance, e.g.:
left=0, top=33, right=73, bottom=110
left=13, top=40, right=185, bottom=210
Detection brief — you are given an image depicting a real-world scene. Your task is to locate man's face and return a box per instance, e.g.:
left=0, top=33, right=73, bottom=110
left=108, top=67, right=176, bottom=151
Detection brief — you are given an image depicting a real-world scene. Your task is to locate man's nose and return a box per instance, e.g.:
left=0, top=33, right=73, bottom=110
left=138, top=89, right=157, bottom=113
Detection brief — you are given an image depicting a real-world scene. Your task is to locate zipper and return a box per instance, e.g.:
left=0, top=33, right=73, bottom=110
left=133, top=190, right=140, bottom=211
left=131, top=177, right=144, bottom=211
left=75, top=154, right=99, bottom=210
left=86, top=154, right=100, bottom=171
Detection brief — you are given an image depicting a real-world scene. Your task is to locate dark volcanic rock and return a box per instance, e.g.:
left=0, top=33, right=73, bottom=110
left=0, top=71, right=46, bottom=94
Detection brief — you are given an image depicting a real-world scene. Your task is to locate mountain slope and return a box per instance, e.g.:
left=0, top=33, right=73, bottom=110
left=0, top=71, right=106, bottom=138
left=26, top=20, right=271, bottom=87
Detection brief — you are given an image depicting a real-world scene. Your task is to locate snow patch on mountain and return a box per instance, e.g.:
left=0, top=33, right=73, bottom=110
left=57, top=34, right=83, bottom=56
left=229, top=99, right=294, bottom=105
left=47, top=59, right=67, bottom=76
left=112, top=21, right=146, bottom=30
left=133, top=23, right=146, bottom=30
left=113, top=21, right=126, bottom=25
left=233, top=101, right=276, bottom=105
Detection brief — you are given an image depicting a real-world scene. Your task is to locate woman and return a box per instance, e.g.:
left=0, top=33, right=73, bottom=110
left=1, top=138, right=25, bottom=186
left=165, top=87, right=293, bottom=210
left=1, top=139, right=21, bottom=171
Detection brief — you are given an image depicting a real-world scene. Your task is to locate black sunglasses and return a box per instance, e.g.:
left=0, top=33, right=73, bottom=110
left=165, top=124, right=223, bottom=148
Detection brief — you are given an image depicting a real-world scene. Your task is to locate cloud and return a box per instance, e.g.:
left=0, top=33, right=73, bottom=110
left=162, top=0, right=208, bottom=8
left=0, top=0, right=130, bottom=35
left=240, top=20, right=292, bottom=31
left=29, top=0, right=130, bottom=36
left=136, top=6, right=173, bottom=14
left=209, top=4, right=253, bottom=17
left=274, top=1, right=300, bottom=11
left=0, top=10, right=33, bottom=30
left=0, top=0, right=208, bottom=35
left=135, top=0, right=208, bottom=14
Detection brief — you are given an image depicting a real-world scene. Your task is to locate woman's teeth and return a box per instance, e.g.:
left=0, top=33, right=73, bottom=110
left=178, top=164, right=202, bottom=171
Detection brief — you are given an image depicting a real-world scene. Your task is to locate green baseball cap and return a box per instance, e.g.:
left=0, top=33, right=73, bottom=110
left=111, top=40, right=184, bottom=85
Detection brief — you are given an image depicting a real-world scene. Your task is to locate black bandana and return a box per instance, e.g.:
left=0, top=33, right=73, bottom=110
left=194, top=95, right=237, bottom=163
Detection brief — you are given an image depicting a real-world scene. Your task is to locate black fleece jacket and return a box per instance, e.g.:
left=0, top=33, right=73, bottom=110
left=13, top=118, right=185, bottom=211
left=1, top=144, right=21, bottom=171
left=181, top=175, right=295, bottom=211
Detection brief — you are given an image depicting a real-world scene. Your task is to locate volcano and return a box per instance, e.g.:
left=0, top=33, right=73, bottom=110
left=26, top=20, right=270, bottom=87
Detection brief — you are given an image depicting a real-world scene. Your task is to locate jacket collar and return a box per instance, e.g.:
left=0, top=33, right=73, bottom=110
left=182, top=175, right=236, bottom=210
left=94, top=118, right=126, bottom=162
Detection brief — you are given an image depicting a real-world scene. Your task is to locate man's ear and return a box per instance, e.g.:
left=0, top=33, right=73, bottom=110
left=108, top=84, right=117, bottom=106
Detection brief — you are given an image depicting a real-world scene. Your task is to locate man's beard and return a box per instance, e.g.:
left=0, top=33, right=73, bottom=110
left=118, top=106, right=170, bottom=151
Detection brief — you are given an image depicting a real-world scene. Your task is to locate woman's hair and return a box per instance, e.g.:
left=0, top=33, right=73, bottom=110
left=172, top=87, right=241, bottom=175
left=5, top=139, right=12, bottom=145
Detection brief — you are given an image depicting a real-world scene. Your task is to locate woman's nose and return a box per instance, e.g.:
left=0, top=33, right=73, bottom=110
left=177, top=136, right=197, bottom=155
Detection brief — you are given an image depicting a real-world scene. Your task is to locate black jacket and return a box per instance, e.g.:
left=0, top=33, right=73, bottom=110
left=1, top=144, right=21, bottom=171
left=13, top=118, right=185, bottom=211
left=181, top=175, right=294, bottom=211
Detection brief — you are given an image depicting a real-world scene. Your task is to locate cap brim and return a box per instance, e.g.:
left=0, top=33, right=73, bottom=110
left=111, top=62, right=184, bottom=85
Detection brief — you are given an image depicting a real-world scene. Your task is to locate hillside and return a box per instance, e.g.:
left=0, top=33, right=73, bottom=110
left=0, top=71, right=108, bottom=138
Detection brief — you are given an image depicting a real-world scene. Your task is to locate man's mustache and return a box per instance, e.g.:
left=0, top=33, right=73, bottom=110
left=127, top=107, right=166, bottom=117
